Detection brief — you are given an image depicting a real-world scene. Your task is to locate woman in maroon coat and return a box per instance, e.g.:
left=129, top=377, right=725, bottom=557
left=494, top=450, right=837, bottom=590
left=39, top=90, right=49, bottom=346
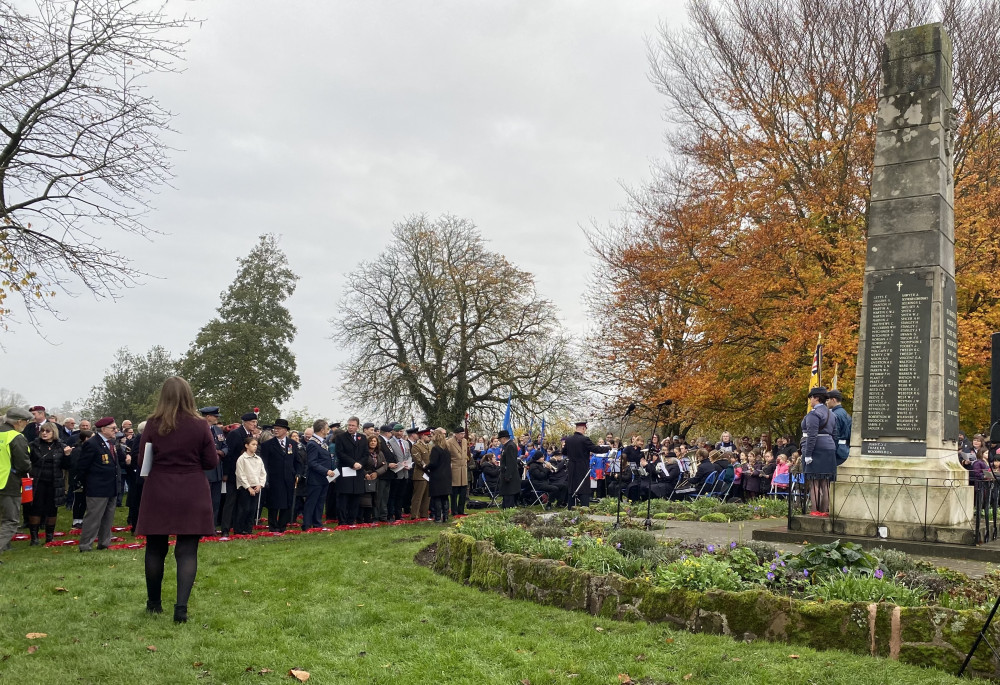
left=136, top=376, right=218, bottom=624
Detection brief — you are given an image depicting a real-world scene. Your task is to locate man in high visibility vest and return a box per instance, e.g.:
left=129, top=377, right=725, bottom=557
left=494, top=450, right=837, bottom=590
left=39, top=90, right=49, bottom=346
left=0, top=407, right=32, bottom=563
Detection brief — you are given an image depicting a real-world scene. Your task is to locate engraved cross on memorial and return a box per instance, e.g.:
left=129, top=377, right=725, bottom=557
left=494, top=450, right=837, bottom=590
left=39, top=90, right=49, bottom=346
left=833, top=23, right=970, bottom=540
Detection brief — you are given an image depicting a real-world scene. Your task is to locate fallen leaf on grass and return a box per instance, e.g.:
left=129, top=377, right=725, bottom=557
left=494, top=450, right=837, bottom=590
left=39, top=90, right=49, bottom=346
left=289, top=668, right=310, bottom=682
left=594, top=626, right=603, bottom=632
left=665, top=638, right=674, bottom=644
left=683, top=675, right=693, bottom=681
left=259, top=668, right=273, bottom=674
left=193, top=662, right=203, bottom=668
left=519, top=680, right=531, bottom=685
left=54, top=587, right=68, bottom=593
left=634, top=654, right=647, bottom=662
left=358, top=651, right=366, bottom=657
left=27, top=646, right=39, bottom=654
left=25, top=633, right=47, bottom=639
left=147, top=645, right=157, bottom=652
left=617, top=674, right=634, bottom=684
left=788, top=654, right=799, bottom=659
left=566, top=675, right=578, bottom=679
left=243, top=590, right=252, bottom=595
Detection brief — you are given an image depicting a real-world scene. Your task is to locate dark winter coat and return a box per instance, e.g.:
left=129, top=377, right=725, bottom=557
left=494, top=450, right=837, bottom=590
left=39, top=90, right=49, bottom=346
left=261, top=436, right=297, bottom=510
left=77, top=433, right=127, bottom=499
left=499, top=440, right=522, bottom=496
left=135, top=415, right=219, bottom=536
left=28, top=438, right=69, bottom=506
left=427, top=444, right=453, bottom=498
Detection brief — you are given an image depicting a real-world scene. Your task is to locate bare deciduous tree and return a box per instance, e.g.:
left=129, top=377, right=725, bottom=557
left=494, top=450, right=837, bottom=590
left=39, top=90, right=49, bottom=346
left=334, top=214, right=582, bottom=429
left=0, top=0, right=190, bottom=325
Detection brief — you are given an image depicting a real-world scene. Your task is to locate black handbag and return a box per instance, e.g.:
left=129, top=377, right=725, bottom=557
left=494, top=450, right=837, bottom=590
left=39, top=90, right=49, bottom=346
left=364, top=479, right=377, bottom=493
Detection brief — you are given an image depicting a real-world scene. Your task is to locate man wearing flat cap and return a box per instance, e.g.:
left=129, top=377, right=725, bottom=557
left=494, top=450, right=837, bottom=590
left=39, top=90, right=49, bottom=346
left=221, top=412, right=258, bottom=536
left=563, top=420, right=610, bottom=509
left=198, top=407, right=227, bottom=530
left=0, top=408, right=32, bottom=561
left=447, top=426, right=470, bottom=516
left=77, top=417, right=129, bottom=551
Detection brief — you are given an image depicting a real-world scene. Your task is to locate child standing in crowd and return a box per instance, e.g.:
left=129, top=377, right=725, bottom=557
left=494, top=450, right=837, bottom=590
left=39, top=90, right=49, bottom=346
left=234, top=437, right=266, bottom=534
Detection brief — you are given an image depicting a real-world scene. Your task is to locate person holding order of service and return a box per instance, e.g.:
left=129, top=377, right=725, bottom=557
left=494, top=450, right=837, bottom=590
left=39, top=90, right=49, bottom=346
left=135, top=376, right=219, bottom=624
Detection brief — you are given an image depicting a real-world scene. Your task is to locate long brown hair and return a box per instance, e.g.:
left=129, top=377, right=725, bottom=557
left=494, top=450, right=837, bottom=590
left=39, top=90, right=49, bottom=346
left=148, top=376, right=202, bottom=435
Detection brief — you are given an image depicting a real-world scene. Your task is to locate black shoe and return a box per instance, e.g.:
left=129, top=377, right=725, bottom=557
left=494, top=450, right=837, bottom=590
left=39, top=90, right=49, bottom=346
left=97, top=545, right=108, bottom=550
left=79, top=547, right=92, bottom=553
left=173, top=604, right=187, bottom=623
left=146, top=600, right=162, bottom=614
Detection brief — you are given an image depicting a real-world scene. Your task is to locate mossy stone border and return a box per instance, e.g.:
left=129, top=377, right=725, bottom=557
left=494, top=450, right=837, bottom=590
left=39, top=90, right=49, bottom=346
left=432, top=530, right=1000, bottom=678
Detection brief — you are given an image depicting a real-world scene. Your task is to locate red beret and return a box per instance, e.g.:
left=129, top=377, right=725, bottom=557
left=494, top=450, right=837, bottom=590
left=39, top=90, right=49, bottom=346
left=95, top=417, right=115, bottom=428
left=29, top=405, right=46, bottom=413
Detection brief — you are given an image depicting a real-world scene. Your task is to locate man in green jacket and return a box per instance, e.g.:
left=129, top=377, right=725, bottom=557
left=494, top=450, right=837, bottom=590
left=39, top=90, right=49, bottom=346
left=0, top=407, right=32, bottom=563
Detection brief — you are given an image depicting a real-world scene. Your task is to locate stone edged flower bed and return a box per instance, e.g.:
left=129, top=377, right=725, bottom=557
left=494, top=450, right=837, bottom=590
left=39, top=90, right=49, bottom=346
left=432, top=530, right=1000, bottom=679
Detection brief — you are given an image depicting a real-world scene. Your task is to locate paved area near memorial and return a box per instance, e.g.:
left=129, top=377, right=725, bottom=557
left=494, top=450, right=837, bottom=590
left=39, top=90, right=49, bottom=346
left=587, top=514, right=998, bottom=579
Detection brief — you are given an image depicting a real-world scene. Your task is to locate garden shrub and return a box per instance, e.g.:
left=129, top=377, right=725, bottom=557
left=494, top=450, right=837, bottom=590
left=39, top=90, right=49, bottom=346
left=675, top=512, right=699, bottom=521
left=746, top=540, right=781, bottom=565
left=528, top=536, right=570, bottom=561
left=896, top=569, right=957, bottom=599
left=789, top=539, right=881, bottom=578
left=528, top=521, right=566, bottom=540
left=807, top=573, right=928, bottom=607
left=699, top=512, right=730, bottom=523
left=572, top=543, right=645, bottom=577
left=639, top=544, right=684, bottom=568
left=725, top=545, right=765, bottom=582
left=490, top=524, right=535, bottom=555
left=655, top=555, right=741, bottom=592
left=871, top=547, right=930, bottom=575
left=606, top=528, right=658, bottom=557
left=507, top=510, right=538, bottom=527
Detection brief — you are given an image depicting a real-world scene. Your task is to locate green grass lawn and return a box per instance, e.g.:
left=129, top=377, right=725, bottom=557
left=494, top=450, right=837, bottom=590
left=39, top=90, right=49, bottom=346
left=0, top=509, right=987, bottom=684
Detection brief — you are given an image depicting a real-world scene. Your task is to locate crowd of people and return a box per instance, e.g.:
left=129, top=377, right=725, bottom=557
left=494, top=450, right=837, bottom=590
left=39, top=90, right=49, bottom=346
left=14, top=380, right=1000, bottom=620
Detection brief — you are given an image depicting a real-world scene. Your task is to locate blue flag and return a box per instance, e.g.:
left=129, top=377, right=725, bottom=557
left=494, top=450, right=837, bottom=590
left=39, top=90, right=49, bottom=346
left=502, top=392, right=513, bottom=436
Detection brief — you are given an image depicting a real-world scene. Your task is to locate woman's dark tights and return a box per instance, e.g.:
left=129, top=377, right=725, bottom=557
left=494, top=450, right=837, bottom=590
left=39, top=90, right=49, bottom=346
left=145, top=534, right=200, bottom=608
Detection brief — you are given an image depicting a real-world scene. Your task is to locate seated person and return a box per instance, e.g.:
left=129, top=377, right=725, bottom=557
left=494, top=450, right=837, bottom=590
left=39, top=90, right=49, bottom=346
left=480, top=453, right=501, bottom=495
left=526, top=452, right=567, bottom=508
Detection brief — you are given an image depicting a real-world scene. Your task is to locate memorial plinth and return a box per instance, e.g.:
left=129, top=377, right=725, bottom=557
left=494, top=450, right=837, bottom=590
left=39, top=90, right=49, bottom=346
left=822, top=23, right=972, bottom=542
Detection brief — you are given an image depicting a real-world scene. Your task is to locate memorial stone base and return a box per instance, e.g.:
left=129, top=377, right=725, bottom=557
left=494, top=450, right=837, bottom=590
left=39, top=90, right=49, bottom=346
left=815, top=463, right=976, bottom=544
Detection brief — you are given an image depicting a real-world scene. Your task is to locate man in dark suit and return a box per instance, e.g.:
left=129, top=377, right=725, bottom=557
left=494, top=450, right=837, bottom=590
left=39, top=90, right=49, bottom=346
left=77, top=417, right=128, bottom=552
left=261, top=418, right=296, bottom=532
left=375, top=425, right=396, bottom=522
left=21, top=405, right=47, bottom=444
left=220, top=412, right=257, bottom=536
left=563, top=420, right=610, bottom=509
left=334, top=416, right=368, bottom=525
left=304, top=419, right=337, bottom=529
left=498, top=430, right=521, bottom=509
left=199, top=407, right=227, bottom=531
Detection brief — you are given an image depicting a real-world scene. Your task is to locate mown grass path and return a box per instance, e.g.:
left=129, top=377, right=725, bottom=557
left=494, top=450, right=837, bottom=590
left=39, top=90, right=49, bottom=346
left=0, top=520, right=986, bottom=684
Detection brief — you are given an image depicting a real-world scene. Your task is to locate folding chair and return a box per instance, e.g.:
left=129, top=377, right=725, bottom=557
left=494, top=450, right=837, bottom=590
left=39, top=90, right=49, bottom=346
left=521, top=469, right=547, bottom=507
left=479, top=473, right=501, bottom=508
left=768, top=472, right=790, bottom=498
left=693, top=471, right=717, bottom=499
left=712, top=466, right=735, bottom=500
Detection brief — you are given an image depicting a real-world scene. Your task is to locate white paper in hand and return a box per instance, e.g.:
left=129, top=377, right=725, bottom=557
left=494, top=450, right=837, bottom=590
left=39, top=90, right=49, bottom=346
left=423, top=473, right=430, bottom=482
left=140, top=443, right=154, bottom=477
left=341, top=467, right=357, bottom=477
left=326, top=469, right=340, bottom=483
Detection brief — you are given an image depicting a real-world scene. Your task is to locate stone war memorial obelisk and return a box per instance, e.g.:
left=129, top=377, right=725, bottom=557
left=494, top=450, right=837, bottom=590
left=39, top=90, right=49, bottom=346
left=826, top=23, right=970, bottom=543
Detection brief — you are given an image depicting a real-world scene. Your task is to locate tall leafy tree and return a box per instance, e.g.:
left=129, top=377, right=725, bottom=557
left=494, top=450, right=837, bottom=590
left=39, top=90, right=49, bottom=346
left=334, top=214, right=581, bottom=428
left=588, top=0, right=1000, bottom=434
left=181, top=233, right=300, bottom=422
left=87, top=346, right=177, bottom=422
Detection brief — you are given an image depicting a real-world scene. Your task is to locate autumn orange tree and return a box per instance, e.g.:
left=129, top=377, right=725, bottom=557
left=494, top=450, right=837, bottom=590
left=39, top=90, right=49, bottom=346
left=588, top=0, right=1000, bottom=435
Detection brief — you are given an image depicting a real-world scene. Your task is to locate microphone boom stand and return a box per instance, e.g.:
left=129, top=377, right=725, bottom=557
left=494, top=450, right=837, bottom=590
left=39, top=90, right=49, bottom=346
left=613, top=407, right=635, bottom=530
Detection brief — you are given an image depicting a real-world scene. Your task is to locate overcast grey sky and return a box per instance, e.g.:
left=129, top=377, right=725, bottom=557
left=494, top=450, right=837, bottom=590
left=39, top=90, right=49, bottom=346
left=1, top=0, right=683, bottom=421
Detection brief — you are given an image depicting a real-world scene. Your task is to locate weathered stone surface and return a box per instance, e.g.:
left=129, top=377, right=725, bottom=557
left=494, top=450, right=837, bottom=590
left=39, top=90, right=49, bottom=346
left=870, top=159, right=950, bottom=202
left=431, top=531, right=1000, bottom=678
left=877, top=91, right=948, bottom=131
left=884, top=22, right=953, bottom=67
left=873, top=124, right=948, bottom=166
left=882, top=51, right=953, bottom=98
left=868, top=195, right=955, bottom=240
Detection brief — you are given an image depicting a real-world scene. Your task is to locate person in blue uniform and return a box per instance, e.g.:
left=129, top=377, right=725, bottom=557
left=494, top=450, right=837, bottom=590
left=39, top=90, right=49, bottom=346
left=77, top=417, right=129, bottom=552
